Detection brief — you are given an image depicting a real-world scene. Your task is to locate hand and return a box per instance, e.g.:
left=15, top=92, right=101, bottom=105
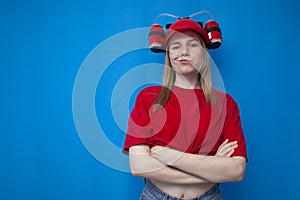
left=151, top=146, right=183, bottom=165
left=215, top=139, right=238, bottom=157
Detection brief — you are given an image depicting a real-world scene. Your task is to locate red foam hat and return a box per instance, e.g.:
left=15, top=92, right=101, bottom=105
left=164, top=19, right=209, bottom=47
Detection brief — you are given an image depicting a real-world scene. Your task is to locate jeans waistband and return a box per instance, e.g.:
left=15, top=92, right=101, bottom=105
left=144, top=179, right=221, bottom=200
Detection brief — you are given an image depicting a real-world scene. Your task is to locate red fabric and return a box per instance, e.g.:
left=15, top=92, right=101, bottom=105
left=123, top=86, right=247, bottom=160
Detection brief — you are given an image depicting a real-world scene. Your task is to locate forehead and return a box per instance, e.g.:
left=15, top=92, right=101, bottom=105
left=168, top=30, right=200, bottom=44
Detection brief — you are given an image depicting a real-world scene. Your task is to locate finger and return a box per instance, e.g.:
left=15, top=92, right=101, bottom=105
left=150, top=146, right=162, bottom=157
left=222, top=141, right=238, bottom=149
left=151, top=146, right=166, bottom=153
left=151, top=146, right=170, bottom=158
left=224, top=148, right=235, bottom=157
left=216, top=141, right=238, bottom=156
left=218, top=139, right=229, bottom=150
left=216, top=148, right=229, bottom=156
left=222, top=142, right=238, bottom=153
left=216, top=140, right=228, bottom=155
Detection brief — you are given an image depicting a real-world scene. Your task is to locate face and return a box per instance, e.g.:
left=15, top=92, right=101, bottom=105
left=167, top=31, right=204, bottom=76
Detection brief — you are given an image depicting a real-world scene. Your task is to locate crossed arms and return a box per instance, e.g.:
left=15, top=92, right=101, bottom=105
left=129, top=139, right=246, bottom=184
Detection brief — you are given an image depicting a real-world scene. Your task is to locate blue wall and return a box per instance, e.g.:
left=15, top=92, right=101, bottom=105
left=1, top=0, right=299, bottom=199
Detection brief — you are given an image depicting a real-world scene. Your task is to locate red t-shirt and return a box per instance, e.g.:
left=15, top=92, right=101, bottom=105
left=123, top=86, right=247, bottom=160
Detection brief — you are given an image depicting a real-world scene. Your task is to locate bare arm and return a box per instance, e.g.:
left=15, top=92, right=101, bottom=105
left=151, top=144, right=246, bottom=183
left=174, top=154, right=246, bottom=183
left=129, top=145, right=209, bottom=184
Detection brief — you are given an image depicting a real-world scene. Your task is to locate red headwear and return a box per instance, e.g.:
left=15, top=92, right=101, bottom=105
left=164, top=19, right=209, bottom=47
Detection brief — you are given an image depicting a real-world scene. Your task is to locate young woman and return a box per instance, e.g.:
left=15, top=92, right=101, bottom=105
left=123, top=19, right=247, bottom=200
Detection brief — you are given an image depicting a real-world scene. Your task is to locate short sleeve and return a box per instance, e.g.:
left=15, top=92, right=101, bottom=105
left=122, top=89, right=154, bottom=154
left=222, top=94, right=248, bottom=161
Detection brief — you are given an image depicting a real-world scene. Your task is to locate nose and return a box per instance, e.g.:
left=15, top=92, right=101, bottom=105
left=181, top=45, right=189, bottom=57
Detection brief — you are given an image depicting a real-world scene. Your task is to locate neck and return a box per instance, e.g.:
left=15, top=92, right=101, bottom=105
left=174, top=73, right=200, bottom=89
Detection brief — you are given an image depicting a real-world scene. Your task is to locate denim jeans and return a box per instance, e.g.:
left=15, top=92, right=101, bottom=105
left=140, top=179, right=222, bottom=200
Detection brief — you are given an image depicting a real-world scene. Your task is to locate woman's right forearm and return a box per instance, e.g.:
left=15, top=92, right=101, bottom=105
left=129, top=145, right=208, bottom=184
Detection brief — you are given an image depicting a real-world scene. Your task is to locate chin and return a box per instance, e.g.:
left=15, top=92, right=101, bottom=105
left=175, top=68, right=198, bottom=75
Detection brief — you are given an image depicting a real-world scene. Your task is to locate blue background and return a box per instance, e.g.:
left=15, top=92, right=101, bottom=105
left=1, top=0, right=299, bottom=199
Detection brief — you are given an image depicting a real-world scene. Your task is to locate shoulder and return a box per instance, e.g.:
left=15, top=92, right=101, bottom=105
left=136, top=85, right=162, bottom=103
left=214, top=89, right=239, bottom=108
left=139, top=85, right=162, bottom=94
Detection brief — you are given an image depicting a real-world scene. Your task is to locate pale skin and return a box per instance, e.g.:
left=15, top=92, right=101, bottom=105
left=129, top=31, right=246, bottom=199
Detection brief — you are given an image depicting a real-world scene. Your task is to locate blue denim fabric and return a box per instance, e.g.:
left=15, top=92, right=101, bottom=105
left=140, top=179, right=222, bottom=200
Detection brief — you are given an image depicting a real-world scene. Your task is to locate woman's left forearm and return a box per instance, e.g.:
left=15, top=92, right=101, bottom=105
left=151, top=146, right=246, bottom=183
left=172, top=153, right=246, bottom=183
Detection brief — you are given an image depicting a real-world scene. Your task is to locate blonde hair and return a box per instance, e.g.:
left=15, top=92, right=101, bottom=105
left=155, top=37, right=216, bottom=107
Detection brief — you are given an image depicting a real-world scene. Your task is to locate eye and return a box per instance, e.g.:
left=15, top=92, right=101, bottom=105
left=189, top=42, right=199, bottom=48
left=170, top=44, right=180, bottom=50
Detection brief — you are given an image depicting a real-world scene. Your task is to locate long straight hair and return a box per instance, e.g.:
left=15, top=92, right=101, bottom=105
left=154, top=37, right=216, bottom=108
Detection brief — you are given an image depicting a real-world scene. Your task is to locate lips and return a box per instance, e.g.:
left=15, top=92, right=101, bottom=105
left=177, top=59, right=191, bottom=64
